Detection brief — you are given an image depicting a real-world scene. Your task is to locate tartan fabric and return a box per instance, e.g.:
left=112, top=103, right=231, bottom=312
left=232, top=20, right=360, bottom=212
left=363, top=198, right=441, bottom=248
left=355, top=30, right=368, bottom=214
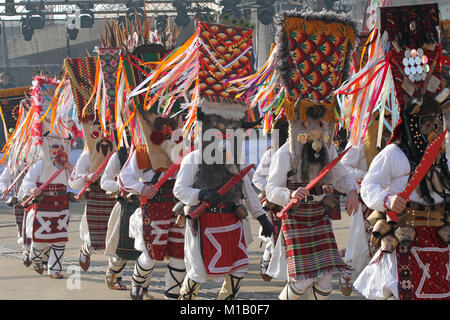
left=199, top=211, right=248, bottom=276
left=13, top=205, right=24, bottom=237
left=116, top=200, right=141, bottom=261
left=282, top=201, right=347, bottom=280
left=32, top=183, right=69, bottom=243
left=396, top=226, right=450, bottom=300
left=86, top=185, right=116, bottom=250
left=269, top=208, right=282, bottom=245
left=142, top=180, right=184, bottom=261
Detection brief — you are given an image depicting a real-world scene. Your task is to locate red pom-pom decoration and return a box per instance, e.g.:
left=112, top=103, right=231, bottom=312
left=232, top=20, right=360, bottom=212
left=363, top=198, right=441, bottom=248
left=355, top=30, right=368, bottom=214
left=150, top=131, right=165, bottom=145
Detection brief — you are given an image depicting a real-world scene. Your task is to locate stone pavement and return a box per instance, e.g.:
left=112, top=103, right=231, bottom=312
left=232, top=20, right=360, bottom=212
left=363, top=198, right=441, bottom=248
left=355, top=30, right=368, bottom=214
left=0, top=200, right=365, bottom=300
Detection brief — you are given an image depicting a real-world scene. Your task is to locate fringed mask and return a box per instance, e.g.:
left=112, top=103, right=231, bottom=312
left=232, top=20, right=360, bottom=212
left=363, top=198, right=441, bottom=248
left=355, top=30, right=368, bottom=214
left=398, top=93, right=450, bottom=204
left=198, top=109, right=259, bottom=165
left=290, top=105, right=332, bottom=182
left=43, top=133, right=71, bottom=169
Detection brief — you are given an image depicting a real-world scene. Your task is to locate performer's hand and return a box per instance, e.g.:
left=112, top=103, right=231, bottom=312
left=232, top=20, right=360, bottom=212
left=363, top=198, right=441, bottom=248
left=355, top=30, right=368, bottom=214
left=257, top=214, right=274, bottom=237
left=345, top=190, right=359, bottom=216
left=388, top=195, right=407, bottom=213
left=30, top=187, right=42, bottom=197
left=322, top=184, right=334, bottom=194
left=198, top=189, right=221, bottom=207
left=86, top=173, right=99, bottom=184
left=291, top=187, right=309, bottom=201
left=142, top=185, right=158, bottom=199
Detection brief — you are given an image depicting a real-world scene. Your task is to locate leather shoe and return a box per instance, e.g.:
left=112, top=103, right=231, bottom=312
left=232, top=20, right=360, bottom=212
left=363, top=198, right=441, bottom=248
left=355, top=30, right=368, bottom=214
left=79, top=249, right=90, bottom=271
left=49, top=272, right=64, bottom=279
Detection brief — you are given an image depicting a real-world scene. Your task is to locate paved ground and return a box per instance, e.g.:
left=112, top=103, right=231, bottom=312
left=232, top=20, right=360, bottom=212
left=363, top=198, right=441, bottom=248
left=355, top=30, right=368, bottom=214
left=0, top=199, right=365, bottom=300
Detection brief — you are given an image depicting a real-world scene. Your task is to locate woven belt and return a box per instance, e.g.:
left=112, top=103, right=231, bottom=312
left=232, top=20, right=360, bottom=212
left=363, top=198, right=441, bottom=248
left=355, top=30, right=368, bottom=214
left=400, top=205, right=445, bottom=227
left=42, top=191, right=67, bottom=197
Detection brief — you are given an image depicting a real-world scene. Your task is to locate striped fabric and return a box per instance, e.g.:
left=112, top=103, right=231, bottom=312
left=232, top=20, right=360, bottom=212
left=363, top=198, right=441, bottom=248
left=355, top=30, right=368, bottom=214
left=14, top=206, right=24, bottom=237
left=32, top=184, right=69, bottom=244
left=282, top=202, right=348, bottom=280
left=116, top=200, right=141, bottom=261
left=86, top=186, right=116, bottom=250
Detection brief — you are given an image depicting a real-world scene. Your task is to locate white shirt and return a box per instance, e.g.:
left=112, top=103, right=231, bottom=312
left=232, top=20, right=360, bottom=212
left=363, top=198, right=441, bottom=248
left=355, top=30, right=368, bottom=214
left=0, top=167, right=11, bottom=193
left=340, top=142, right=367, bottom=182
left=173, top=150, right=265, bottom=219
left=252, top=148, right=273, bottom=193
left=18, top=160, right=69, bottom=200
left=266, top=143, right=358, bottom=207
left=360, top=143, right=447, bottom=212
left=68, top=151, right=91, bottom=190
left=100, top=152, right=120, bottom=193
left=119, top=151, right=175, bottom=195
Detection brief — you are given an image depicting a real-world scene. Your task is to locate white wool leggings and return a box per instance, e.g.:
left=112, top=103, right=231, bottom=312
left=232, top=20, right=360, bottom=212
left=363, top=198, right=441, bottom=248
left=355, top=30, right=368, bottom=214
left=30, top=242, right=66, bottom=274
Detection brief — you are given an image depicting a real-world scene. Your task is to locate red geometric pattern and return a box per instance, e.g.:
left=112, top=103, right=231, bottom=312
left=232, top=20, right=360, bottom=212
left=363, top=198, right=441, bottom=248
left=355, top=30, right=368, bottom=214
left=397, top=226, right=450, bottom=300
left=286, top=31, right=348, bottom=106
left=199, top=211, right=248, bottom=276
left=198, top=22, right=253, bottom=104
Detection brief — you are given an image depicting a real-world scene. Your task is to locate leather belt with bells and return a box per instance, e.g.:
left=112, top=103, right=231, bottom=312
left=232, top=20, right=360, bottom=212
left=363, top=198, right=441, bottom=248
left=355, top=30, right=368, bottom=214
left=400, top=207, right=445, bottom=228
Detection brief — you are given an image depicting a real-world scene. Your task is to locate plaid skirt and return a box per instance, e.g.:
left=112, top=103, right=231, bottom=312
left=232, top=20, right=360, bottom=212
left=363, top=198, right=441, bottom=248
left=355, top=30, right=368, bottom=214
left=116, top=200, right=141, bottom=261
left=282, top=201, right=348, bottom=280
left=86, top=186, right=116, bottom=250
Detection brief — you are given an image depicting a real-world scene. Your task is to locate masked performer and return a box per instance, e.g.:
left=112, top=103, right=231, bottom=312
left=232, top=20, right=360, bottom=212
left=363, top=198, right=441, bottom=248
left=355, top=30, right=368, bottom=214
left=139, top=19, right=273, bottom=300
left=16, top=76, right=77, bottom=279
left=110, top=15, right=188, bottom=299
left=233, top=10, right=360, bottom=300
left=65, top=55, right=116, bottom=271
left=252, top=118, right=289, bottom=282
left=354, top=3, right=450, bottom=300
left=119, top=110, right=186, bottom=300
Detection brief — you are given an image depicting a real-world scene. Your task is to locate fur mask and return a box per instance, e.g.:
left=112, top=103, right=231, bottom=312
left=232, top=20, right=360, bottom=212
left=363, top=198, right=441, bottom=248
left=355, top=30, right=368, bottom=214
left=289, top=105, right=333, bottom=184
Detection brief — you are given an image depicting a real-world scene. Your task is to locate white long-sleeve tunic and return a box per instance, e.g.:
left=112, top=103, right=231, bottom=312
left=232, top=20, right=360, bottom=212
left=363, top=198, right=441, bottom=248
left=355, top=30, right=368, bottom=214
left=252, top=148, right=273, bottom=193
left=0, top=167, right=12, bottom=194
left=340, top=142, right=367, bottom=183
left=355, top=143, right=448, bottom=300
left=68, top=151, right=91, bottom=190
left=19, top=161, right=70, bottom=199
left=360, top=143, right=446, bottom=212
left=266, top=143, right=358, bottom=207
left=100, top=152, right=120, bottom=193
